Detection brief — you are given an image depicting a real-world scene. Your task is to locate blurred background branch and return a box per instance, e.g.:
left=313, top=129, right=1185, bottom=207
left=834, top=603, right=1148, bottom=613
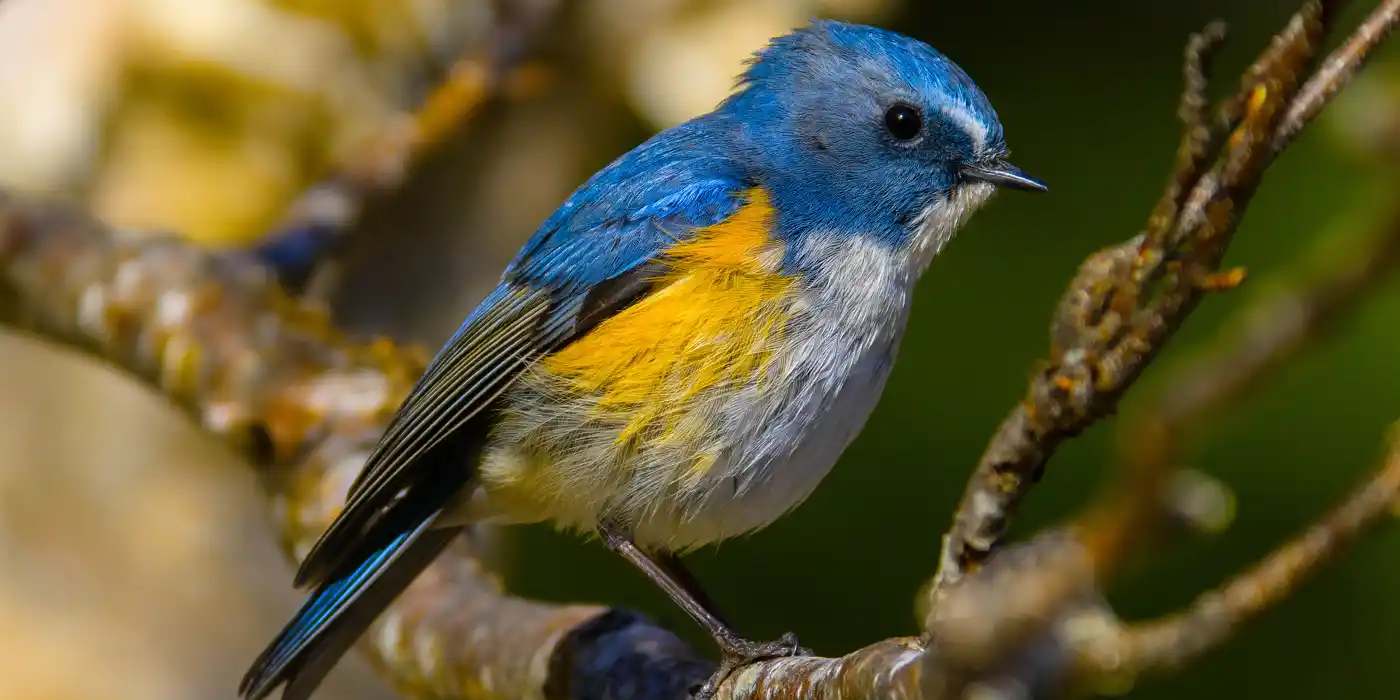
left=3, top=1, right=1400, bottom=700
left=253, top=0, right=558, bottom=295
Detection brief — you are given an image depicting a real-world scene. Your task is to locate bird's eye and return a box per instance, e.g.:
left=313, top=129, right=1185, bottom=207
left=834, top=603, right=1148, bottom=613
left=884, top=104, right=922, bottom=141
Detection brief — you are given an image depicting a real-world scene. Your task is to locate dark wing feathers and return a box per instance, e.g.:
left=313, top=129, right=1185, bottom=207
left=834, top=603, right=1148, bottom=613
left=294, top=265, right=675, bottom=588
left=294, top=285, right=553, bottom=586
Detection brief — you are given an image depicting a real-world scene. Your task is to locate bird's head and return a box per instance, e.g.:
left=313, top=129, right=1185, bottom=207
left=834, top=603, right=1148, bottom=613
left=723, top=20, right=1044, bottom=265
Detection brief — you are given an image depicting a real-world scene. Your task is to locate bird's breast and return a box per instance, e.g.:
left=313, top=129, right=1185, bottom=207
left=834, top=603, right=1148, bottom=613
left=477, top=192, right=919, bottom=550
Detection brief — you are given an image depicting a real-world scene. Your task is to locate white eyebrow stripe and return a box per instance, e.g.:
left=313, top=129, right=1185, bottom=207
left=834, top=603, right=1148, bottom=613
left=939, top=102, right=989, bottom=151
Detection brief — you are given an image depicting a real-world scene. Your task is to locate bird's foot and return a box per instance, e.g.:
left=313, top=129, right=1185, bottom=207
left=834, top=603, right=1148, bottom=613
left=692, top=631, right=810, bottom=699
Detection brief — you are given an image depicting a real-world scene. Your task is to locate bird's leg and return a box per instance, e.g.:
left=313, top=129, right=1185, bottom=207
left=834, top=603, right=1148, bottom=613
left=651, top=550, right=729, bottom=628
left=597, top=522, right=808, bottom=699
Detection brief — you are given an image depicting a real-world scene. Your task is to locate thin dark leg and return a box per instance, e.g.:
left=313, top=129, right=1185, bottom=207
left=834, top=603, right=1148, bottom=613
left=598, top=524, right=732, bottom=642
left=598, top=522, right=808, bottom=699
left=652, top=550, right=730, bottom=629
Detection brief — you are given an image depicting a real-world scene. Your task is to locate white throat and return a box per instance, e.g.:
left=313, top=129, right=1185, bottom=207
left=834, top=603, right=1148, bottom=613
left=905, top=181, right=996, bottom=274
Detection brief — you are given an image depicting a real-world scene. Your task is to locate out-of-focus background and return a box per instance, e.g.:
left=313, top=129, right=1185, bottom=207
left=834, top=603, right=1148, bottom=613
left=1, top=1, right=1398, bottom=699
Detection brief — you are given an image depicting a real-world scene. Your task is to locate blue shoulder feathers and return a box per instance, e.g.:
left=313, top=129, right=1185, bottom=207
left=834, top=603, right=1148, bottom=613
left=504, top=115, right=752, bottom=291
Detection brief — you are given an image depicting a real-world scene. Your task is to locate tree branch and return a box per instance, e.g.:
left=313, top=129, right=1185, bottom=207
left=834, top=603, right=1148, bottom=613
left=924, top=3, right=1400, bottom=690
left=1, top=1, right=1398, bottom=699
left=931, top=0, right=1398, bottom=601
left=0, top=193, right=710, bottom=700
left=1085, top=429, right=1400, bottom=680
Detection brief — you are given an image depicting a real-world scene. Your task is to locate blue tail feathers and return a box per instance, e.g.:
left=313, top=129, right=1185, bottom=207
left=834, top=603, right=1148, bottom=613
left=240, top=518, right=461, bottom=700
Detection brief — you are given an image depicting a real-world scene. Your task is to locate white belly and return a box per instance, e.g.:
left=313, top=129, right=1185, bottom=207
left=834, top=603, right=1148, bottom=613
left=647, top=317, right=904, bottom=548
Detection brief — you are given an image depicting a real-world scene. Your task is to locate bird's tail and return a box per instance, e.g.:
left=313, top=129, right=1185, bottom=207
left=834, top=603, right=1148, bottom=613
left=239, top=514, right=462, bottom=700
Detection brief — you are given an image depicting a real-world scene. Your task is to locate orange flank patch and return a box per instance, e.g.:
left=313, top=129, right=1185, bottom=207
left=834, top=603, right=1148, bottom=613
left=542, top=188, right=795, bottom=445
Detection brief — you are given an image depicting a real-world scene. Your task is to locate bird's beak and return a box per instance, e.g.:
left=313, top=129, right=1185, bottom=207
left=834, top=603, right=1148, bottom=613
left=960, top=159, right=1048, bottom=192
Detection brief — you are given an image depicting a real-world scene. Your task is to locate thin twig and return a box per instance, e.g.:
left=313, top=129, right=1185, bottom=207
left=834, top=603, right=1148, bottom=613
left=1081, top=428, right=1400, bottom=680
left=926, top=3, right=1400, bottom=686
left=1276, top=0, right=1400, bottom=149
left=254, top=0, right=557, bottom=293
left=1160, top=200, right=1400, bottom=426
left=930, top=0, right=1389, bottom=602
left=1085, top=0, right=1400, bottom=581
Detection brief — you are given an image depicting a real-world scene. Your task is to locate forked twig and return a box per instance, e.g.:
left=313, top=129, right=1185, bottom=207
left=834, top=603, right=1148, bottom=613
left=931, top=0, right=1392, bottom=601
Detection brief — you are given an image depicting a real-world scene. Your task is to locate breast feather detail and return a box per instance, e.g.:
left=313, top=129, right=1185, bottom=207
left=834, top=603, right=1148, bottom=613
left=542, top=187, right=792, bottom=434
left=480, top=189, right=798, bottom=527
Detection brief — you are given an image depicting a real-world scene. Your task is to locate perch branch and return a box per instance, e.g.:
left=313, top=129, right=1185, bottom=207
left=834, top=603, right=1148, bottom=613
left=0, top=193, right=710, bottom=700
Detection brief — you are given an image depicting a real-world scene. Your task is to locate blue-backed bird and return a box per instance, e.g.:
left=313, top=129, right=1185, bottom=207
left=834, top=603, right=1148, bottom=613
left=240, top=19, right=1045, bottom=700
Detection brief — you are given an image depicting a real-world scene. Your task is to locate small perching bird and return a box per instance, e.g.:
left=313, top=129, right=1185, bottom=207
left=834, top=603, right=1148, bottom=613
left=241, top=19, right=1044, bottom=700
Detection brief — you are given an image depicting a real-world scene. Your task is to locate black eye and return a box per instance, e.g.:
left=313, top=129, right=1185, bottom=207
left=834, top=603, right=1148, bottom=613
left=884, top=104, right=922, bottom=141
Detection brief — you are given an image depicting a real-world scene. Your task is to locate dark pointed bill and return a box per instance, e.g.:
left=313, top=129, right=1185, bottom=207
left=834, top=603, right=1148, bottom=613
left=960, top=160, right=1048, bottom=192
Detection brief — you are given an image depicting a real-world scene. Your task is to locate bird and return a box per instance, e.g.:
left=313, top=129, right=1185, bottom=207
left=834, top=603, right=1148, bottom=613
left=240, top=19, right=1045, bottom=700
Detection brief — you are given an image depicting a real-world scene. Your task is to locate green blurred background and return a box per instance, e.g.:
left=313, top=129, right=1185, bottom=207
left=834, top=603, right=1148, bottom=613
left=1, top=0, right=1398, bottom=698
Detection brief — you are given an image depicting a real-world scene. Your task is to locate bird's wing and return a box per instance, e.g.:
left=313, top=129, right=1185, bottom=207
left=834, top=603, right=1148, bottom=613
left=294, top=123, right=749, bottom=586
